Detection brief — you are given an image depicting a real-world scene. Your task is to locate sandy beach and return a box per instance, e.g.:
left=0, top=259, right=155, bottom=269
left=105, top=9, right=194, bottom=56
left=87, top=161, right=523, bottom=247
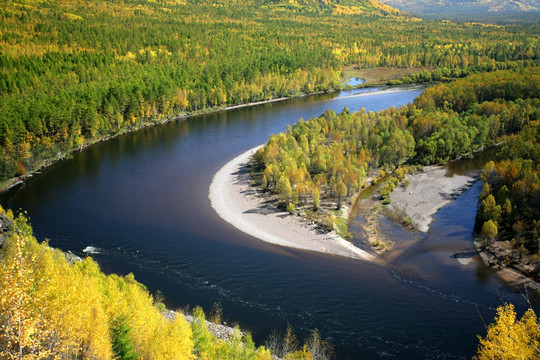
left=209, top=146, right=377, bottom=262
left=334, top=85, right=423, bottom=101
left=389, top=166, right=479, bottom=232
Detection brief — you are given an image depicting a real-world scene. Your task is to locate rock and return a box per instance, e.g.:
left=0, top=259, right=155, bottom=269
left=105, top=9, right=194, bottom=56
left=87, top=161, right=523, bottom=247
left=0, top=213, right=14, bottom=248
left=184, top=314, right=240, bottom=341
left=163, top=310, right=240, bottom=342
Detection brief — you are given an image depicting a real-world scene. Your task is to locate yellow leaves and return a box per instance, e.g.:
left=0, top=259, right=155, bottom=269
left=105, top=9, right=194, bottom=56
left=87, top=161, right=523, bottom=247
left=0, top=209, right=195, bottom=359
left=99, top=273, right=195, bottom=359
left=63, top=12, right=83, bottom=21
left=144, top=313, right=195, bottom=360
left=332, top=5, right=364, bottom=15
left=0, top=234, right=51, bottom=360
left=475, top=303, right=540, bottom=360
left=125, top=51, right=137, bottom=61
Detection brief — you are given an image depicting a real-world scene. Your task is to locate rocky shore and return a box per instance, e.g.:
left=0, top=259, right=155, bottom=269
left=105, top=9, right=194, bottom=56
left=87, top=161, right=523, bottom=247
left=163, top=310, right=239, bottom=341
left=475, top=239, right=540, bottom=292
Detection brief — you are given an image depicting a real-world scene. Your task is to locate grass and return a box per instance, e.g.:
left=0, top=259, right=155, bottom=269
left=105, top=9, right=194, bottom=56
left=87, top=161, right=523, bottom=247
left=383, top=206, right=417, bottom=231
left=335, top=215, right=352, bottom=240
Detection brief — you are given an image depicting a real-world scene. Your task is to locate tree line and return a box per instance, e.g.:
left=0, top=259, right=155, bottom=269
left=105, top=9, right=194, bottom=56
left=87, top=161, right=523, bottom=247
left=477, top=119, right=540, bottom=267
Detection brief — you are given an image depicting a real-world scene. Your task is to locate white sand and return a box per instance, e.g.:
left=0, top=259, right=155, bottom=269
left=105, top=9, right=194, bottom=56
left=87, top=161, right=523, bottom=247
left=209, top=146, right=377, bottom=262
left=390, top=166, right=478, bottom=232
left=334, top=86, right=422, bottom=101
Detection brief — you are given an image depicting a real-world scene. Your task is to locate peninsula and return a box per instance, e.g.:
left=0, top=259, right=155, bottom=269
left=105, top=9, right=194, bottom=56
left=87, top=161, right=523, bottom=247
left=209, top=146, right=377, bottom=262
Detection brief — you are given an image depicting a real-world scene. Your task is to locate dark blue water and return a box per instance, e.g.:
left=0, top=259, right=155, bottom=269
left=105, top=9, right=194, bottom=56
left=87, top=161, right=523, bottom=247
left=1, top=86, right=536, bottom=359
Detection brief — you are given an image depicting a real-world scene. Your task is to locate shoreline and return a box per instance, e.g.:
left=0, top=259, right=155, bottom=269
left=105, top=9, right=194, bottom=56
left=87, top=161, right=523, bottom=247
left=474, top=240, right=540, bottom=292
left=0, top=96, right=295, bottom=193
left=333, top=84, right=424, bottom=101
left=0, top=84, right=423, bottom=194
left=209, top=146, right=378, bottom=262
left=389, top=165, right=540, bottom=291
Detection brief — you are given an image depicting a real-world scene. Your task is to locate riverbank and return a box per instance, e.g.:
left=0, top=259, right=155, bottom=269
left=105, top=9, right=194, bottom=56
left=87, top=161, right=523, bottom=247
left=389, top=165, right=479, bottom=233
left=389, top=165, right=540, bottom=291
left=474, top=240, right=540, bottom=292
left=0, top=94, right=314, bottom=193
left=209, top=151, right=482, bottom=261
left=1, top=83, right=426, bottom=194
left=209, top=146, right=377, bottom=262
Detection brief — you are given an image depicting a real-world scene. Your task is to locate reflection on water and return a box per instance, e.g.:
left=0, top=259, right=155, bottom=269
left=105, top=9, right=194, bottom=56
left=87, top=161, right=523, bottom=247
left=446, top=146, right=499, bottom=176
left=345, top=77, right=366, bottom=87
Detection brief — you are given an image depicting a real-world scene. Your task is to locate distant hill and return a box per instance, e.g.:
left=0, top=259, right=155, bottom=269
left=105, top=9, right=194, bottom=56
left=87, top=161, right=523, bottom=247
left=202, top=0, right=401, bottom=15
left=380, top=0, right=540, bottom=16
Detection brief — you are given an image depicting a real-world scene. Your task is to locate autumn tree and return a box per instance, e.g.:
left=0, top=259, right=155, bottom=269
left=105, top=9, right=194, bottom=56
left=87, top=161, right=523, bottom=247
left=481, top=220, right=499, bottom=241
left=0, top=234, right=51, bottom=359
left=475, top=304, right=540, bottom=360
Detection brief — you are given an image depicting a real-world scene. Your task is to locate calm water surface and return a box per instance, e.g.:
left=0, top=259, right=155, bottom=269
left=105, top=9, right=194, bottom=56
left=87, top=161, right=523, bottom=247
left=1, top=87, right=537, bottom=359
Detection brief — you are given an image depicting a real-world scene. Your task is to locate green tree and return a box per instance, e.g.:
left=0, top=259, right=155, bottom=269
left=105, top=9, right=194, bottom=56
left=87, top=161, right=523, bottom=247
left=481, top=220, right=498, bottom=240
left=276, top=175, right=293, bottom=205
left=111, top=316, right=139, bottom=360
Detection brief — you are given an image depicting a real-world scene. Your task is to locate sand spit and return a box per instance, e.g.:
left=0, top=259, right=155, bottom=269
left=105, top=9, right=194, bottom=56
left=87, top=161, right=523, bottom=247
left=389, top=166, right=479, bottom=233
left=209, top=146, right=377, bottom=262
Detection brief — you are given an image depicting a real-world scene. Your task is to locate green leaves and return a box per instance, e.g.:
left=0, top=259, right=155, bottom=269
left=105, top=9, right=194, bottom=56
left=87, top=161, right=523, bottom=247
left=111, top=316, right=139, bottom=360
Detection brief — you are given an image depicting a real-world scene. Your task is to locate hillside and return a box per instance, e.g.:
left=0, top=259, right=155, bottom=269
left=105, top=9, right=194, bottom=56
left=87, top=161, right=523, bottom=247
left=381, top=0, right=540, bottom=17
left=255, top=0, right=401, bottom=15
left=0, top=206, right=331, bottom=359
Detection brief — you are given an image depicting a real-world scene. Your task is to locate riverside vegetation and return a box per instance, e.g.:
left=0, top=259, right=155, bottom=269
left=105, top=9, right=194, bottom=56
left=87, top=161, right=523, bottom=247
left=0, top=206, right=333, bottom=360
left=1, top=0, right=539, bottom=185
left=1, top=206, right=537, bottom=359
left=476, top=120, right=540, bottom=283
left=250, top=66, right=540, bottom=358
left=251, top=68, right=539, bottom=248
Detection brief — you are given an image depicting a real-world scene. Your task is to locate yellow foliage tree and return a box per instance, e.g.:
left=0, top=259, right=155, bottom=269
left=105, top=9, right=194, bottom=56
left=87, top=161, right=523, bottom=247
left=0, top=207, right=195, bottom=360
left=0, top=233, right=52, bottom=359
left=475, top=303, right=540, bottom=360
left=0, top=206, right=285, bottom=360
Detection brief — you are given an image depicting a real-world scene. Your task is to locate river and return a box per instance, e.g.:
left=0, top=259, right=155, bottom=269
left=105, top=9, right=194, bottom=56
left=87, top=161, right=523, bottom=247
left=1, top=86, right=537, bottom=359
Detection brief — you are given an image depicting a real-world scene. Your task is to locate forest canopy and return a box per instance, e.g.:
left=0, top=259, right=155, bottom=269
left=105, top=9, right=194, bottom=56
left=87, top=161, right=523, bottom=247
left=252, top=68, right=539, bottom=216
left=0, top=0, right=539, bottom=182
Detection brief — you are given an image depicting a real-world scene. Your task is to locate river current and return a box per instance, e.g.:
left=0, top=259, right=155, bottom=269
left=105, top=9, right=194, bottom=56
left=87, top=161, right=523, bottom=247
left=1, top=87, right=537, bottom=359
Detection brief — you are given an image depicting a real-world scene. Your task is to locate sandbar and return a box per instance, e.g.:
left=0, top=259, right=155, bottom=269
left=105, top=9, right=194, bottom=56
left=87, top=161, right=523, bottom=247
left=389, top=165, right=479, bottom=232
left=209, top=146, right=377, bottom=262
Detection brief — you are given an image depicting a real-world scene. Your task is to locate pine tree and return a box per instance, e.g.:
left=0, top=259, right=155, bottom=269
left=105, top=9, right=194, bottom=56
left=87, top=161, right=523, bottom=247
left=111, top=316, right=139, bottom=360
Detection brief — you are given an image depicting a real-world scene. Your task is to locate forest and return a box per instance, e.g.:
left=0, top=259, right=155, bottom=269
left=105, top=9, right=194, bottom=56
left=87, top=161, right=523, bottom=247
left=1, top=0, right=539, bottom=183
left=477, top=120, right=540, bottom=276
left=1, top=0, right=539, bottom=357
left=251, top=68, right=539, bottom=229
